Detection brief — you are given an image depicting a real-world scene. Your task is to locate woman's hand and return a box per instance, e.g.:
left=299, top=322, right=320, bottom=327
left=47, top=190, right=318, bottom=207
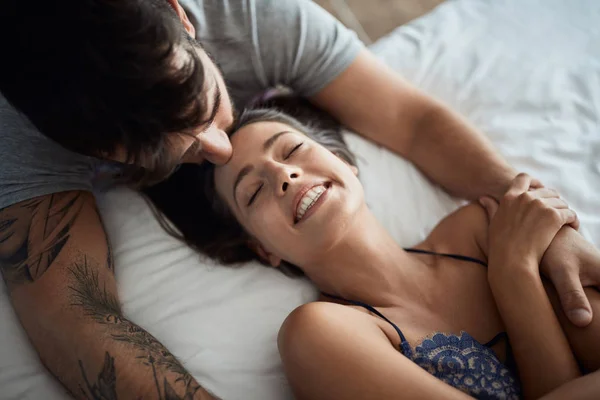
left=479, top=173, right=578, bottom=272
left=480, top=173, right=582, bottom=398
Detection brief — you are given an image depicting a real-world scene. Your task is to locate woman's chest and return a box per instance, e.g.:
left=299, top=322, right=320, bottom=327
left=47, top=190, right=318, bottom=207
left=378, top=259, right=507, bottom=361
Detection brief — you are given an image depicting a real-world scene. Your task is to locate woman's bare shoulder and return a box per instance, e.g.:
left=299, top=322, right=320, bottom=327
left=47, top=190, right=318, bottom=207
left=424, top=202, right=490, bottom=260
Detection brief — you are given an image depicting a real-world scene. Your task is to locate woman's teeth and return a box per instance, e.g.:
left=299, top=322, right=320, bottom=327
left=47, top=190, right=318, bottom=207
left=296, top=185, right=326, bottom=222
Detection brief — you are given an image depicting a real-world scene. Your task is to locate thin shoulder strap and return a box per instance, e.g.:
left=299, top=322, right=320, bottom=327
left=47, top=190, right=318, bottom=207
left=483, top=331, right=508, bottom=348
left=321, top=292, right=408, bottom=344
left=403, top=248, right=487, bottom=267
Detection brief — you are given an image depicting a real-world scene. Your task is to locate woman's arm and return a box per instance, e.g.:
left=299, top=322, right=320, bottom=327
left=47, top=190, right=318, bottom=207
left=472, top=175, right=582, bottom=398
left=541, top=369, right=600, bottom=400
left=488, top=264, right=580, bottom=398
left=443, top=201, right=580, bottom=397
left=278, top=302, right=472, bottom=400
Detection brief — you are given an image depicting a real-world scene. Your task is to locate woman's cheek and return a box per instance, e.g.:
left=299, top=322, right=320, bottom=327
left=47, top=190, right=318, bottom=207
left=248, top=207, right=281, bottom=244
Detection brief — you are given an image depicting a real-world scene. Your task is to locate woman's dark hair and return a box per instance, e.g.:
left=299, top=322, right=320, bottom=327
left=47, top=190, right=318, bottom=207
left=145, top=94, right=357, bottom=275
left=0, top=0, right=209, bottom=183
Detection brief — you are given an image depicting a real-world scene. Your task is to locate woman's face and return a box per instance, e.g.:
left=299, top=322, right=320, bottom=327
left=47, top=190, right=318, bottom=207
left=214, top=121, right=364, bottom=267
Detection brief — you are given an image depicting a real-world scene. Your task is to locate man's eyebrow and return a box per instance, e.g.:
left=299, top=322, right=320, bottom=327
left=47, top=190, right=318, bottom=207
left=232, top=131, right=293, bottom=207
left=202, top=79, right=221, bottom=129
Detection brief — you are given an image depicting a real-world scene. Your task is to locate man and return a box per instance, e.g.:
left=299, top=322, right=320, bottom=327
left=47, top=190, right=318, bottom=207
left=0, top=0, right=595, bottom=398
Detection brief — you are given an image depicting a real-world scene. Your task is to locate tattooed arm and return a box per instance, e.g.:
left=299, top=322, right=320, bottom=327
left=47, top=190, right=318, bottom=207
left=0, top=191, right=218, bottom=400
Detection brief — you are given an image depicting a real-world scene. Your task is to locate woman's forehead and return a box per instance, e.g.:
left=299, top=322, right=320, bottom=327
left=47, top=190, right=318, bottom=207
left=215, top=121, right=289, bottom=184
left=227, top=120, right=303, bottom=158
left=233, top=120, right=298, bottom=142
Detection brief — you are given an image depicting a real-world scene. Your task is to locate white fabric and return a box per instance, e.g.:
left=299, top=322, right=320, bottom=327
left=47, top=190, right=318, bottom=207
left=1, top=0, right=599, bottom=398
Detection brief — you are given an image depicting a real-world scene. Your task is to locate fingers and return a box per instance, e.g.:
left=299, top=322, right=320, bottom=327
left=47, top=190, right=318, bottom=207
left=507, top=173, right=532, bottom=196
left=529, top=188, right=560, bottom=199
left=478, top=196, right=499, bottom=220
left=530, top=190, right=580, bottom=230
left=530, top=177, right=545, bottom=189
left=571, top=219, right=581, bottom=232
left=542, top=198, right=569, bottom=209
left=554, top=270, right=593, bottom=327
left=563, top=208, right=580, bottom=231
left=558, top=208, right=579, bottom=229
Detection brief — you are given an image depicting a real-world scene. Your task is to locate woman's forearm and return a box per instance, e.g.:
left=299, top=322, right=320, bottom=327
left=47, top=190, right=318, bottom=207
left=541, top=369, right=600, bottom=400
left=488, top=264, right=580, bottom=399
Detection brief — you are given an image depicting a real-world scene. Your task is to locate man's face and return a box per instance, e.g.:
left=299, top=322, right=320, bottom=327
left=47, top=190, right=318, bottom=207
left=170, top=0, right=235, bottom=166
left=107, top=1, right=235, bottom=167
left=176, top=47, right=235, bottom=165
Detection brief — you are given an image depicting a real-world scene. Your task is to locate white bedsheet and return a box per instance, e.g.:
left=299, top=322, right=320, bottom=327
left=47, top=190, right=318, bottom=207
left=1, top=0, right=599, bottom=398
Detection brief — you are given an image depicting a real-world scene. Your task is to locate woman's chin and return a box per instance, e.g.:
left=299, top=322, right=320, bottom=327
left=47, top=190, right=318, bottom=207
left=303, top=209, right=362, bottom=254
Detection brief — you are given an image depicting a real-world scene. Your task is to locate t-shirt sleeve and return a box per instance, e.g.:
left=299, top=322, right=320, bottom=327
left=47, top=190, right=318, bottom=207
left=252, top=0, right=364, bottom=96
left=0, top=94, right=94, bottom=210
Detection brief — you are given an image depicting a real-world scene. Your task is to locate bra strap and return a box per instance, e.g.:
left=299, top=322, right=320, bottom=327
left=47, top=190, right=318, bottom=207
left=403, top=248, right=487, bottom=267
left=483, top=331, right=508, bottom=348
left=321, top=292, right=409, bottom=344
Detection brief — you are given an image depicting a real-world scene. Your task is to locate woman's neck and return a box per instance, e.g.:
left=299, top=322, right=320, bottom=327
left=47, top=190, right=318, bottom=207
left=302, top=206, right=428, bottom=307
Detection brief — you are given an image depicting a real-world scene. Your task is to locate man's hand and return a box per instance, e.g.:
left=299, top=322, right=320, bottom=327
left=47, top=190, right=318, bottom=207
left=480, top=174, right=600, bottom=328
left=540, top=227, right=600, bottom=327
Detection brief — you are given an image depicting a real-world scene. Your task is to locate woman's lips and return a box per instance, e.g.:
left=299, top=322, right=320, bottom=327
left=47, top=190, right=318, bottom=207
left=294, top=182, right=332, bottom=224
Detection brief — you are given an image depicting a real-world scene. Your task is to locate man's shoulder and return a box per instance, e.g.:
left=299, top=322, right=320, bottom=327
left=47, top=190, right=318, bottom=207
left=0, top=95, right=95, bottom=210
left=183, top=0, right=360, bottom=104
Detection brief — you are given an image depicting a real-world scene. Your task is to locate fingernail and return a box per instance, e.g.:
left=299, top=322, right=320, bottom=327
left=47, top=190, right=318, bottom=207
left=568, top=309, right=592, bottom=325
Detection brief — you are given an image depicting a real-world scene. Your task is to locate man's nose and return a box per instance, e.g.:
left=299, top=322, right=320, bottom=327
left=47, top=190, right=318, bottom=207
left=197, top=127, right=232, bottom=165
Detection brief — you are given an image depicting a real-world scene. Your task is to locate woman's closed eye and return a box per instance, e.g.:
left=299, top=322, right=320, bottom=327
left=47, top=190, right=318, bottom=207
left=247, top=183, right=264, bottom=207
left=285, top=142, right=304, bottom=160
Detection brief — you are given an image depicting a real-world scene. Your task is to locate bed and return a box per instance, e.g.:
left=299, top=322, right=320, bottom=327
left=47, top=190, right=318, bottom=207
left=2, top=0, right=599, bottom=398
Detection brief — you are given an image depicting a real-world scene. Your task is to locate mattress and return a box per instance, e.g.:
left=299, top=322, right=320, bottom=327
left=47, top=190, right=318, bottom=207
left=1, top=0, right=599, bottom=398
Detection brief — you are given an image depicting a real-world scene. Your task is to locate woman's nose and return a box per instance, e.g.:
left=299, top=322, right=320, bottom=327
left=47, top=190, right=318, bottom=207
left=267, top=162, right=301, bottom=196
left=281, top=173, right=299, bottom=193
left=197, top=127, right=232, bottom=165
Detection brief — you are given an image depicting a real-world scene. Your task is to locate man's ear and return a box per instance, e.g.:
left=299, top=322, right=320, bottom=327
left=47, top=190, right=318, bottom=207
left=166, top=0, right=196, bottom=37
left=248, top=240, right=282, bottom=268
left=350, top=165, right=359, bottom=176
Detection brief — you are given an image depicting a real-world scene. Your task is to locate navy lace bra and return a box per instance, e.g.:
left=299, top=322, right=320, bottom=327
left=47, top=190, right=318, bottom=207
left=323, top=248, right=521, bottom=399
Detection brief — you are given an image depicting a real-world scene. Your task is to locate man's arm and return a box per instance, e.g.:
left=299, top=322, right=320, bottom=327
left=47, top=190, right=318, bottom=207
left=0, top=191, right=216, bottom=399
left=311, top=49, right=517, bottom=200
left=311, top=49, right=600, bottom=327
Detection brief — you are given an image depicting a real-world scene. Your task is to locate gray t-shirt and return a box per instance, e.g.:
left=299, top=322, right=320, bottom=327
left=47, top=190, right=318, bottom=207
left=0, top=0, right=362, bottom=210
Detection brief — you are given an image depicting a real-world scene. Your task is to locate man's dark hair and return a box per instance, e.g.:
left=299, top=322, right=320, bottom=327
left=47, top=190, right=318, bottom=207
left=0, top=0, right=209, bottom=182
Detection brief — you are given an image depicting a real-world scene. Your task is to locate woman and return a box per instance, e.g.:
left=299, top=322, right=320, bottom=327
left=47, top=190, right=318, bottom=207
left=146, top=97, right=600, bottom=399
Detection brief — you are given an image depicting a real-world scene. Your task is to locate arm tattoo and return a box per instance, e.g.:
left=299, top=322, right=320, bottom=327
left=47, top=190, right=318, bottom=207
left=94, top=207, right=115, bottom=273
left=78, top=352, right=118, bottom=400
left=106, top=237, right=114, bottom=273
left=0, top=192, right=84, bottom=289
left=70, top=258, right=206, bottom=399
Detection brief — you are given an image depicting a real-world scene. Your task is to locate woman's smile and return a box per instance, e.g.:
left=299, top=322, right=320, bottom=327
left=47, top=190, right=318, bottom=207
left=294, top=181, right=332, bottom=224
left=214, top=115, right=364, bottom=267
